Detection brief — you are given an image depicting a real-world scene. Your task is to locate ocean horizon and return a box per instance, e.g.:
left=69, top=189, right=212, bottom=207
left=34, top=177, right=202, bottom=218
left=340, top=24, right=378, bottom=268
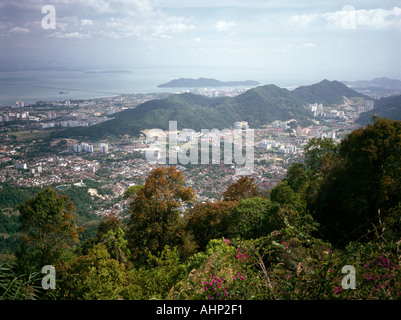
left=0, top=69, right=177, bottom=106
left=0, top=68, right=311, bottom=107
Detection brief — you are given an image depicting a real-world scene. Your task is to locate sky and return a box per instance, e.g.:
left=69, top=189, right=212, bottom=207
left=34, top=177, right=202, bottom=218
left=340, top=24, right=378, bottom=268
left=1, top=0, right=401, bottom=84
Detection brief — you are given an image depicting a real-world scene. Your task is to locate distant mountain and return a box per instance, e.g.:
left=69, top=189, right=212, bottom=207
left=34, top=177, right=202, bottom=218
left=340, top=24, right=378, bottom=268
left=157, top=77, right=260, bottom=88
left=292, top=79, right=367, bottom=105
left=343, top=77, right=401, bottom=89
left=53, top=80, right=367, bottom=140
left=341, top=77, right=401, bottom=98
left=356, top=95, right=401, bottom=125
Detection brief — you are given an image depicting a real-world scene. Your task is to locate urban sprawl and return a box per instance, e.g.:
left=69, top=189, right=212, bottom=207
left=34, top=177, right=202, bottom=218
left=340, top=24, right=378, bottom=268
left=0, top=87, right=372, bottom=218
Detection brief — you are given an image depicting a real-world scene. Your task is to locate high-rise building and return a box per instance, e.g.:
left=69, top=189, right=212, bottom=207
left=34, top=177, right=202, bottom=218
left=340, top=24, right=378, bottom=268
left=74, top=143, right=94, bottom=153
left=234, top=121, right=249, bottom=130
left=15, top=163, right=27, bottom=170
left=100, top=143, right=108, bottom=154
left=73, top=144, right=82, bottom=153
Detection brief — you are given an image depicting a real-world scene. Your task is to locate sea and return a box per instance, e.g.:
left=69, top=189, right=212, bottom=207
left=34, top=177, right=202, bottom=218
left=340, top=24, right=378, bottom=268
left=0, top=69, right=175, bottom=106
left=0, top=68, right=304, bottom=107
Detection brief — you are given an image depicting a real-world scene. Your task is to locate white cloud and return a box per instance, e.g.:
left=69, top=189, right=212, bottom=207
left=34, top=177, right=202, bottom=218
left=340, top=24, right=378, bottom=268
left=103, top=14, right=193, bottom=39
left=215, top=20, right=235, bottom=32
left=8, top=26, right=30, bottom=34
left=288, top=6, right=401, bottom=30
left=287, top=14, right=317, bottom=27
left=302, top=42, right=316, bottom=48
left=79, top=0, right=112, bottom=14
left=48, top=32, right=91, bottom=39
left=353, top=6, right=401, bottom=30
left=81, top=19, right=94, bottom=27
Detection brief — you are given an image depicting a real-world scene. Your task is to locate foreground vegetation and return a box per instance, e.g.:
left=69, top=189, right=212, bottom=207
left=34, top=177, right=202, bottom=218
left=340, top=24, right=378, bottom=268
left=1, top=117, right=401, bottom=300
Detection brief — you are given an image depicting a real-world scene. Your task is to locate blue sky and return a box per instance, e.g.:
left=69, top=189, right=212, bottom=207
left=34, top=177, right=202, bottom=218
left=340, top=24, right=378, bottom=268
left=1, top=0, right=401, bottom=84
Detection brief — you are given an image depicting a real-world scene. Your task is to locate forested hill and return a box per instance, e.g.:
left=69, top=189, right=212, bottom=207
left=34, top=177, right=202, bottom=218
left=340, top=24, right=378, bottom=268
left=356, top=95, right=401, bottom=125
left=53, top=79, right=367, bottom=140
left=292, top=79, right=367, bottom=105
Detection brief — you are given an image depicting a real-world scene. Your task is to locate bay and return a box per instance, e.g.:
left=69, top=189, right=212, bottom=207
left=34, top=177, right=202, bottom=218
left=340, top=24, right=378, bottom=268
left=0, top=67, right=295, bottom=106
left=0, top=69, right=176, bottom=106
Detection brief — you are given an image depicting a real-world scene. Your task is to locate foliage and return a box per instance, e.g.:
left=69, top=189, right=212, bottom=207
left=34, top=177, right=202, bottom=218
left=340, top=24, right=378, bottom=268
left=131, top=246, right=187, bottom=299
left=309, top=118, right=401, bottom=246
left=57, top=185, right=100, bottom=224
left=292, top=79, right=367, bottom=105
left=126, top=166, right=195, bottom=261
left=0, top=183, right=41, bottom=210
left=57, top=243, right=133, bottom=300
left=0, top=261, right=42, bottom=300
left=303, top=137, right=338, bottom=176
left=4, top=117, right=401, bottom=301
left=222, top=176, right=260, bottom=201
left=186, top=200, right=238, bottom=250
left=123, top=185, right=143, bottom=201
left=228, top=197, right=275, bottom=240
left=17, top=187, right=82, bottom=272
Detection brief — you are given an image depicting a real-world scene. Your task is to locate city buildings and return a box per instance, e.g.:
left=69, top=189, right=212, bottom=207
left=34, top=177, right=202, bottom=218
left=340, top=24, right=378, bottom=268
left=100, top=143, right=108, bottom=154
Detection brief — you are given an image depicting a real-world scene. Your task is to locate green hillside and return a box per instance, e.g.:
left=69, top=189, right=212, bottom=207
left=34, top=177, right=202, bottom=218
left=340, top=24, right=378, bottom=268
left=53, top=80, right=366, bottom=140
left=222, top=84, right=311, bottom=127
left=292, top=79, right=367, bottom=105
left=356, top=95, right=401, bottom=125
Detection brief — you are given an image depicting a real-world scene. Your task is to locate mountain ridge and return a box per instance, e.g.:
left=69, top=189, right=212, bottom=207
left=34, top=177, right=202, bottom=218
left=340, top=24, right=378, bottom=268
left=53, top=79, right=367, bottom=140
left=356, top=94, right=401, bottom=125
left=342, top=77, right=401, bottom=89
left=157, top=77, right=260, bottom=88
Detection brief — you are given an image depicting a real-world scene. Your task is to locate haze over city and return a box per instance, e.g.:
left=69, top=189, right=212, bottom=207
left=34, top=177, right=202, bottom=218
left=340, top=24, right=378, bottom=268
left=1, top=0, right=401, bottom=85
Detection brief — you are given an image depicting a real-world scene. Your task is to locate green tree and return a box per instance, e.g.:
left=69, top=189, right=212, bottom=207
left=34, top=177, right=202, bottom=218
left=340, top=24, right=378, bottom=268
left=222, top=176, right=260, bottom=201
left=100, top=227, right=130, bottom=264
left=304, top=137, right=338, bottom=177
left=229, top=197, right=274, bottom=239
left=186, top=200, right=238, bottom=250
left=284, top=163, right=310, bottom=195
left=126, top=167, right=195, bottom=261
left=58, top=243, right=134, bottom=300
left=123, top=185, right=143, bottom=201
left=310, top=118, right=401, bottom=246
left=129, top=246, right=187, bottom=299
left=96, top=212, right=123, bottom=240
left=17, top=187, right=81, bottom=272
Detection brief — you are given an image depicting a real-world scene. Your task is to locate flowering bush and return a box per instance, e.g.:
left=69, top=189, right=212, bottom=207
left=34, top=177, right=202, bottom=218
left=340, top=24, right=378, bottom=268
left=176, top=238, right=261, bottom=300
left=177, top=229, right=401, bottom=300
left=327, top=241, right=401, bottom=300
left=363, top=255, right=401, bottom=298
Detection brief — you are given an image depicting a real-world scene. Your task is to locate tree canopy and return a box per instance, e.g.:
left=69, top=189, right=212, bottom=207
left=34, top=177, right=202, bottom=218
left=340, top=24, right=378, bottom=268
left=17, top=187, right=81, bottom=271
left=127, top=166, right=195, bottom=260
left=3, top=118, right=401, bottom=302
